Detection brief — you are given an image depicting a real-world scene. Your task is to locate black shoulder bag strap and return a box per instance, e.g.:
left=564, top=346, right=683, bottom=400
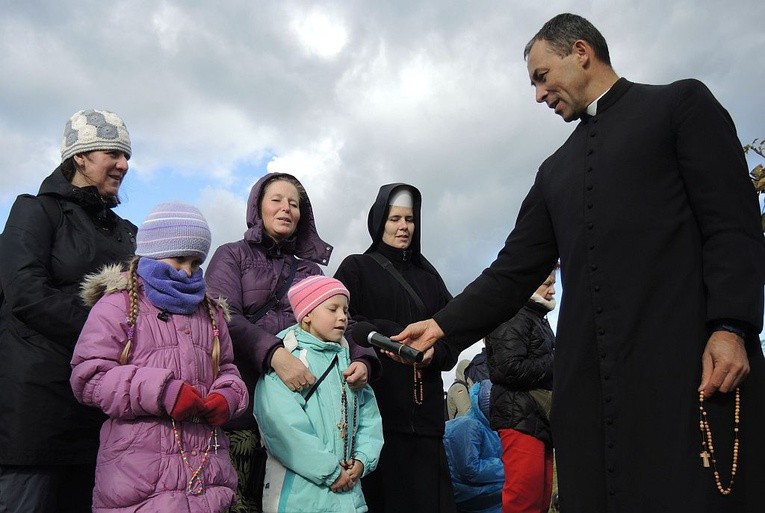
left=247, top=252, right=297, bottom=324
left=303, top=354, right=339, bottom=401
left=368, top=252, right=427, bottom=317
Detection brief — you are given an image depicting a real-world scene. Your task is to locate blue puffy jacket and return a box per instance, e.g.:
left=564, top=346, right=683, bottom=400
left=443, top=382, right=504, bottom=513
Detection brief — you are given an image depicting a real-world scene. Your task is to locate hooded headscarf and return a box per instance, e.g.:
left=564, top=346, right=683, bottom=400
left=243, top=172, right=333, bottom=265
left=365, top=183, right=423, bottom=256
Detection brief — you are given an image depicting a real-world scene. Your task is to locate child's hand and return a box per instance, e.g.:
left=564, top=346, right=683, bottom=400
left=330, top=468, right=354, bottom=493
left=201, top=393, right=230, bottom=426
left=343, top=459, right=365, bottom=481
left=343, top=361, right=368, bottom=390
left=169, top=383, right=204, bottom=421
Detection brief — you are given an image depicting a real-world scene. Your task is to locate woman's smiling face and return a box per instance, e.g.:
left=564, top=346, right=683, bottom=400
left=71, top=150, right=130, bottom=198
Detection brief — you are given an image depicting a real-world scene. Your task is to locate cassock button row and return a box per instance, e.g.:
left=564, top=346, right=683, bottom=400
left=587, top=223, right=594, bottom=229
left=598, top=328, right=605, bottom=335
left=600, top=351, right=606, bottom=359
left=605, top=396, right=612, bottom=403
left=606, top=418, right=613, bottom=426
left=587, top=203, right=593, bottom=209
left=586, top=184, right=593, bottom=191
left=590, top=131, right=597, bottom=137
left=588, top=149, right=594, bottom=155
left=604, top=374, right=611, bottom=381
left=591, top=264, right=598, bottom=270
left=594, top=285, right=601, bottom=291
left=596, top=307, right=603, bottom=313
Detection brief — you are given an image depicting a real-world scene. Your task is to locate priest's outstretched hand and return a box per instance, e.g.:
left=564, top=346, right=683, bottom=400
left=392, top=318, right=445, bottom=353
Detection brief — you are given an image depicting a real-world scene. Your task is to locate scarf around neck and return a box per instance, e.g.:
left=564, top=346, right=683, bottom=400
left=137, top=258, right=206, bottom=314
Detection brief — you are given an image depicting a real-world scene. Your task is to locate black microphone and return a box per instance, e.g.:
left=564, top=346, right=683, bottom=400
left=351, top=321, right=423, bottom=364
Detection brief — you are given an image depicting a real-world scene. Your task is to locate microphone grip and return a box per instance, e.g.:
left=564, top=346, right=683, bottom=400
left=395, top=343, right=424, bottom=364
left=369, top=332, right=423, bottom=363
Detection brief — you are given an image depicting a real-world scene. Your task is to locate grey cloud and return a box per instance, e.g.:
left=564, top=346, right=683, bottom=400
left=1, top=0, right=763, bottom=334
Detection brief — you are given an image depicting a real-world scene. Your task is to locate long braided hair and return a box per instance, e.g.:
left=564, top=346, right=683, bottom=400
left=120, top=256, right=221, bottom=378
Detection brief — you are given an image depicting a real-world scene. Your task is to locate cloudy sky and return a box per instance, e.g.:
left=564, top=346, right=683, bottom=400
left=2, top=1, right=764, bottom=381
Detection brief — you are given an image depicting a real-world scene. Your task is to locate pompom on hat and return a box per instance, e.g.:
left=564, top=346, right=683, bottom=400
left=288, top=276, right=350, bottom=323
left=60, top=109, right=131, bottom=161
left=136, top=201, right=212, bottom=263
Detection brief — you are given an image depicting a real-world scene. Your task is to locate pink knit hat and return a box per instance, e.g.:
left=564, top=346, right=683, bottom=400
left=288, top=276, right=350, bottom=323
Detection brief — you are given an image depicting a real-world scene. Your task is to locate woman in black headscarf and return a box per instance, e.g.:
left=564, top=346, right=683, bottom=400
left=334, top=183, right=459, bottom=513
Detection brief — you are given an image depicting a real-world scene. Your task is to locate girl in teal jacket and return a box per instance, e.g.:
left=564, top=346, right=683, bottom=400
left=254, top=276, right=383, bottom=513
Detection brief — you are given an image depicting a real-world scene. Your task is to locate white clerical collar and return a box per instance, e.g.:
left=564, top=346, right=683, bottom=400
left=586, top=88, right=610, bottom=116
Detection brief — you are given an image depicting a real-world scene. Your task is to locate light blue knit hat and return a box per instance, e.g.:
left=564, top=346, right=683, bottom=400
left=135, top=202, right=211, bottom=263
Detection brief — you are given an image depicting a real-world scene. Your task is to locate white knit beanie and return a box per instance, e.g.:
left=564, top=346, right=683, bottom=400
left=60, top=109, right=132, bottom=161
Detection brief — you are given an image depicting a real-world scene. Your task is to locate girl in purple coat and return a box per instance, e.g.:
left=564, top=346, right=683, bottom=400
left=71, top=202, right=249, bottom=513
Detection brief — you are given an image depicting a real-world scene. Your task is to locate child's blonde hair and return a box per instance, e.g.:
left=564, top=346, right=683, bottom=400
left=120, top=257, right=221, bottom=378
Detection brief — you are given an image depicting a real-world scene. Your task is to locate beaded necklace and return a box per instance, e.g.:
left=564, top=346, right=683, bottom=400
left=413, top=366, right=424, bottom=405
left=171, top=420, right=218, bottom=496
left=338, top=379, right=359, bottom=466
left=698, top=388, right=740, bottom=496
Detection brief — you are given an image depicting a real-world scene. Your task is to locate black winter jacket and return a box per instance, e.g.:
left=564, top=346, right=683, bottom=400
left=486, top=300, right=554, bottom=445
left=0, top=168, right=136, bottom=465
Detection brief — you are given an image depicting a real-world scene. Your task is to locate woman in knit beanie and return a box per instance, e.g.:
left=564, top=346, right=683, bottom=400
left=70, top=201, right=249, bottom=513
left=0, top=109, right=137, bottom=513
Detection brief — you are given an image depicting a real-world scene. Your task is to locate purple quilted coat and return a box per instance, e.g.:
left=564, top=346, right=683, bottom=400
left=70, top=265, right=249, bottom=512
left=205, top=172, right=380, bottom=430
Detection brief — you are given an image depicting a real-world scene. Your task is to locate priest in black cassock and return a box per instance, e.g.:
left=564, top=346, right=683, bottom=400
left=396, top=13, right=765, bottom=513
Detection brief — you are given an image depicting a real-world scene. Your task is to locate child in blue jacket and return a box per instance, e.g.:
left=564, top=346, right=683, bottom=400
left=254, top=276, right=383, bottom=513
left=443, top=380, right=504, bottom=513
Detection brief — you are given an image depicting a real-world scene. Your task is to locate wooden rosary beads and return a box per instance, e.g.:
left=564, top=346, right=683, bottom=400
left=698, top=388, right=740, bottom=496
